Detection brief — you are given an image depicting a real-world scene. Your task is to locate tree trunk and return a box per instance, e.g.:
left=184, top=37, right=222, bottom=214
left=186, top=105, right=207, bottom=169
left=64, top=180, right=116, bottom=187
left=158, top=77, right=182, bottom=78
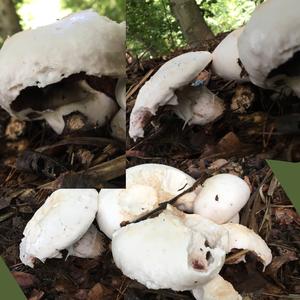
left=169, top=0, right=214, bottom=47
left=0, top=0, right=21, bottom=42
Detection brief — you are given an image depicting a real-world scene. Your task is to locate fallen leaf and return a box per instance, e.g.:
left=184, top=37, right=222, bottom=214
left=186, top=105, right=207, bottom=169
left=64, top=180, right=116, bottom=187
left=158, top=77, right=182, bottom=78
left=12, top=271, right=37, bottom=289
left=28, top=289, right=44, bottom=300
left=88, top=283, right=104, bottom=300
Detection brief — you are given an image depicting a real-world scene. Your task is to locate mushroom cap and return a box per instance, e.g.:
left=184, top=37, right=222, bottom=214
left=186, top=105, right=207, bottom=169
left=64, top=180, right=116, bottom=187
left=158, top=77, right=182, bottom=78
left=238, top=0, right=300, bottom=94
left=0, top=10, right=125, bottom=116
left=192, top=275, right=242, bottom=300
left=193, top=174, right=250, bottom=224
left=20, top=189, right=98, bottom=267
left=129, top=51, right=212, bottom=140
left=174, top=86, right=224, bottom=126
left=97, top=163, right=197, bottom=238
left=67, top=224, right=105, bottom=258
left=110, top=108, right=126, bottom=141
left=222, top=223, right=272, bottom=268
left=112, top=206, right=227, bottom=291
left=212, top=27, right=247, bottom=82
left=228, top=213, right=240, bottom=224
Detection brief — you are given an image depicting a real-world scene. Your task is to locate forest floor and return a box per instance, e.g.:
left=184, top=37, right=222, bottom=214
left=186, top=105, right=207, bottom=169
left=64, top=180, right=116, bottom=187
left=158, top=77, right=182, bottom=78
left=0, top=38, right=300, bottom=299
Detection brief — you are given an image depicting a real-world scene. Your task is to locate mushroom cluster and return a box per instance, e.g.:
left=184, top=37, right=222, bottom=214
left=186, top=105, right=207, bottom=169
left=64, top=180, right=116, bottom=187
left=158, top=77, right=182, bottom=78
left=0, top=10, right=125, bottom=137
left=129, top=0, right=300, bottom=140
left=20, top=163, right=272, bottom=300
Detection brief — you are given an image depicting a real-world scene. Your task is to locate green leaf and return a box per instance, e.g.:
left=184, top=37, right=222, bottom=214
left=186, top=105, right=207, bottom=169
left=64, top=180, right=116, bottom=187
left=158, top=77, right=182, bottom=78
left=267, top=160, right=300, bottom=214
left=0, top=257, right=26, bottom=300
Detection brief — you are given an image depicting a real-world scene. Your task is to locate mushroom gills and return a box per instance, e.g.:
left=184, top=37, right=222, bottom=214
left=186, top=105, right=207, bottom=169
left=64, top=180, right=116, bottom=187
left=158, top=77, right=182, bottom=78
left=11, top=75, right=118, bottom=134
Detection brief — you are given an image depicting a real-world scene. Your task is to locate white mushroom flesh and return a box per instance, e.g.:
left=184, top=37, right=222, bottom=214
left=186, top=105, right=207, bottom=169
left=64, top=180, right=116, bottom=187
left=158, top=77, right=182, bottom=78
left=112, top=206, right=228, bottom=291
left=115, top=77, right=126, bottom=110
left=129, top=51, right=212, bottom=140
left=193, top=174, right=250, bottom=224
left=110, top=108, right=126, bottom=141
left=212, top=27, right=248, bottom=82
left=67, top=224, right=105, bottom=258
left=222, top=223, right=272, bottom=269
left=41, top=81, right=117, bottom=134
left=174, top=86, right=224, bottom=126
left=192, top=275, right=242, bottom=300
left=97, top=163, right=198, bottom=238
left=238, top=0, right=300, bottom=95
left=20, top=189, right=98, bottom=267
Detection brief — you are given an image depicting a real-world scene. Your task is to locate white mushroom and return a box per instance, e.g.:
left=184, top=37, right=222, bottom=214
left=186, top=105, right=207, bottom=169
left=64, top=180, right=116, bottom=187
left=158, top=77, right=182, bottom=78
left=115, top=77, right=126, bottom=110
left=228, top=214, right=240, bottom=224
left=110, top=108, right=126, bottom=141
left=0, top=10, right=125, bottom=133
left=112, top=205, right=228, bottom=291
left=222, top=223, right=272, bottom=269
left=192, top=275, right=242, bottom=300
left=97, top=163, right=198, bottom=238
left=129, top=51, right=212, bottom=140
left=20, top=189, right=98, bottom=267
left=238, top=0, right=300, bottom=96
left=193, top=174, right=250, bottom=224
left=212, top=27, right=248, bottom=82
left=42, top=81, right=117, bottom=134
left=174, top=86, right=224, bottom=126
left=67, top=224, right=106, bottom=258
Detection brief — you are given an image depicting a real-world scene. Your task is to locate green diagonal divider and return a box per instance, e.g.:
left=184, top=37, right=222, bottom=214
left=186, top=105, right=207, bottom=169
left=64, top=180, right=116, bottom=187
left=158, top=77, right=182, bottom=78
left=267, top=160, right=300, bottom=214
left=0, top=257, right=26, bottom=300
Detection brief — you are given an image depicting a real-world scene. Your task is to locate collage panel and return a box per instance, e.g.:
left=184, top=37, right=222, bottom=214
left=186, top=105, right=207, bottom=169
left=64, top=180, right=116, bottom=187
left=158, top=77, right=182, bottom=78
left=0, top=0, right=299, bottom=300
left=126, top=0, right=299, bottom=299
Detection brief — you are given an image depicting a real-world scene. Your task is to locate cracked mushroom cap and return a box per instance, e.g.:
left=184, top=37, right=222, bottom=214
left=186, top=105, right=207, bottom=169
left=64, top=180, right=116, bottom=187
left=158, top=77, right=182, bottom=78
left=192, top=275, right=242, bottom=300
left=97, top=163, right=198, bottom=238
left=222, top=223, right=272, bottom=268
left=212, top=27, right=248, bottom=82
left=19, top=189, right=98, bottom=267
left=193, top=174, right=250, bottom=224
left=112, top=206, right=228, bottom=291
left=238, top=0, right=300, bottom=95
left=0, top=10, right=125, bottom=133
left=129, top=51, right=212, bottom=140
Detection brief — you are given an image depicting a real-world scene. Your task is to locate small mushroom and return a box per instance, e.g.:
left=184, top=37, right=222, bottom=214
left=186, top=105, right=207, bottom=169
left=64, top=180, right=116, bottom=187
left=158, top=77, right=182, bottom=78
left=192, top=275, right=242, bottom=300
left=112, top=205, right=228, bottom=291
left=0, top=10, right=125, bottom=133
left=129, top=51, right=212, bottom=140
left=193, top=174, right=250, bottom=224
left=238, top=0, right=300, bottom=96
left=110, top=108, right=126, bottom=141
left=97, top=163, right=199, bottom=238
left=212, top=27, right=248, bottom=82
left=67, top=224, right=106, bottom=258
left=20, top=189, right=98, bottom=267
left=174, top=86, right=224, bottom=126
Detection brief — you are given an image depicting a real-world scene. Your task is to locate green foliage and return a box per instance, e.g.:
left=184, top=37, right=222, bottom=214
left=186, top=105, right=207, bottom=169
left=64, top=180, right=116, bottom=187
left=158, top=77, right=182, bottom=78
left=62, top=0, right=125, bottom=22
left=199, top=0, right=256, bottom=34
left=127, top=0, right=185, bottom=57
left=128, top=0, right=264, bottom=58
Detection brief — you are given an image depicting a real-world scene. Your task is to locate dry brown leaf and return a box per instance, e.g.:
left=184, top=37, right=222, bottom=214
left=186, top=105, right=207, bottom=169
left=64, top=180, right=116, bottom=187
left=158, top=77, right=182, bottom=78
left=12, top=271, right=36, bottom=289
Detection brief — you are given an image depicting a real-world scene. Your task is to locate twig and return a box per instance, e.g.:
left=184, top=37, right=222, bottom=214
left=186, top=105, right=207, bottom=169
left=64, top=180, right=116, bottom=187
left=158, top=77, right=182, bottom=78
left=126, top=173, right=209, bottom=225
